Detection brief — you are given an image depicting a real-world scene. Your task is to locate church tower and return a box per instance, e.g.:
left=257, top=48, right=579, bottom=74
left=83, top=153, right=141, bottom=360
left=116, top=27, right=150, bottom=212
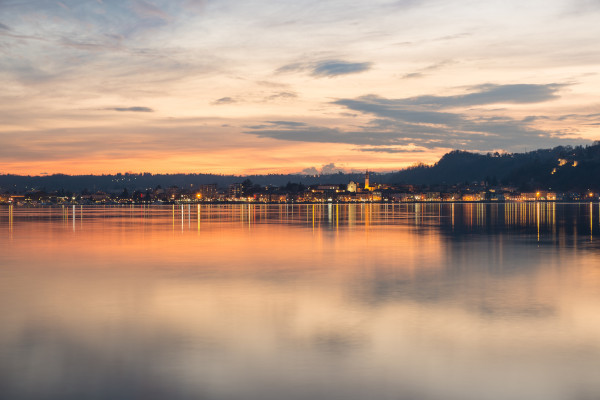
left=364, top=170, right=370, bottom=190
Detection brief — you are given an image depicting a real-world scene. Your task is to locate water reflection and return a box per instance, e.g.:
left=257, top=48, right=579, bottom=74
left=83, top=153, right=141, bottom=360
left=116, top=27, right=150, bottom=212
left=1, top=204, right=600, bottom=400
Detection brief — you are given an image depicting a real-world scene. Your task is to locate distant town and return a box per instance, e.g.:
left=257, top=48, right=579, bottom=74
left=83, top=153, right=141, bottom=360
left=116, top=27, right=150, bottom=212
left=3, top=143, right=600, bottom=205
left=1, top=171, right=597, bottom=206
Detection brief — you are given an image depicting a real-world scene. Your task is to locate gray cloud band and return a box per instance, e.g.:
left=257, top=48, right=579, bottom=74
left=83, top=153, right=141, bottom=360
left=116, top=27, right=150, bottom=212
left=277, top=59, right=372, bottom=77
left=245, top=83, right=590, bottom=152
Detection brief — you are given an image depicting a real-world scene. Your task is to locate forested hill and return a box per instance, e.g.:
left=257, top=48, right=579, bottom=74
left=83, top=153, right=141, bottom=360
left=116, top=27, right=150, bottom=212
left=0, top=172, right=365, bottom=193
left=384, top=143, right=600, bottom=191
left=1, top=143, right=600, bottom=193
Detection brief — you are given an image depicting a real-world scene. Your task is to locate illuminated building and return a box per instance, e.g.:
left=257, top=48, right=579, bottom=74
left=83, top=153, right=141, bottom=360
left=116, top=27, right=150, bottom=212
left=425, top=192, right=441, bottom=201
left=364, top=170, right=370, bottom=190
left=228, top=183, right=243, bottom=199
left=316, top=185, right=341, bottom=191
left=461, top=193, right=485, bottom=202
left=347, top=181, right=357, bottom=192
left=198, top=184, right=217, bottom=200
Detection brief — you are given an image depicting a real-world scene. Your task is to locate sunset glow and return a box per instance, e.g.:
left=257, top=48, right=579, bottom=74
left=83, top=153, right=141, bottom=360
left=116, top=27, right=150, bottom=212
left=1, top=0, right=599, bottom=174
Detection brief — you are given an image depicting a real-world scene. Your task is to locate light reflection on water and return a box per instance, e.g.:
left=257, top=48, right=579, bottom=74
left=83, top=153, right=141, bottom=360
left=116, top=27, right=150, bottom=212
left=1, top=204, right=600, bottom=400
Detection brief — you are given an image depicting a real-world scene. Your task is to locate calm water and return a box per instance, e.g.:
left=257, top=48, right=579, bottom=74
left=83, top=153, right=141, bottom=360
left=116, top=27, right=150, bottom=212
left=1, top=203, right=600, bottom=400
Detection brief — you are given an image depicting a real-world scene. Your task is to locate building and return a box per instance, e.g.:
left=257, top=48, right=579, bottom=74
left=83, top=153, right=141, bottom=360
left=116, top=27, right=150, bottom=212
left=316, top=185, right=341, bottom=191
left=364, top=170, right=370, bottom=190
left=228, top=183, right=243, bottom=199
left=198, top=184, right=218, bottom=200
left=347, top=181, right=357, bottom=192
left=462, top=193, right=483, bottom=202
left=425, top=192, right=441, bottom=201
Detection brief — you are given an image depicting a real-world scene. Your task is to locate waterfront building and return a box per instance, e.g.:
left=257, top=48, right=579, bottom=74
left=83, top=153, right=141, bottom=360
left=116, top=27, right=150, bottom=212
left=198, top=184, right=218, bottom=200
left=228, top=183, right=243, bottom=199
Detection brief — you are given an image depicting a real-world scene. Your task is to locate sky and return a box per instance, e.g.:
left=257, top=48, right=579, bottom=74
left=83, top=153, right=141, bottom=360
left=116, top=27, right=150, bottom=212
left=1, top=0, right=599, bottom=175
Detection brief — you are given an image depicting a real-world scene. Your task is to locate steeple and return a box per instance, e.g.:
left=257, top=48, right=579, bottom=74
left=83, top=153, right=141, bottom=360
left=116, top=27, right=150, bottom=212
left=364, top=170, right=370, bottom=190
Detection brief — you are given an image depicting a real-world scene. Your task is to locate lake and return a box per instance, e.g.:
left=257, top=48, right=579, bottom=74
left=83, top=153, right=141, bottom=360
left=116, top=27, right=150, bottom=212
left=1, top=203, right=600, bottom=400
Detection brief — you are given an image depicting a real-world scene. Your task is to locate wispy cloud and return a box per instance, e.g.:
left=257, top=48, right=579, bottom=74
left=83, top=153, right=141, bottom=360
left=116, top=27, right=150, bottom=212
left=311, top=60, right=373, bottom=77
left=401, top=60, right=455, bottom=79
left=106, top=106, right=154, bottom=112
left=432, top=32, right=471, bottom=42
left=277, top=59, right=373, bottom=77
left=264, top=91, right=298, bottom=101
left=265, top=121, right=307, bottom=127
left=245, top=82, right=589, bottom=152
left=212, top=97, right=236, bottom=105
left=130, top=0, right=171, bottom=21
left=338, top=83, right=566, bottom=110
left=359, top=147, right=426, bottom=153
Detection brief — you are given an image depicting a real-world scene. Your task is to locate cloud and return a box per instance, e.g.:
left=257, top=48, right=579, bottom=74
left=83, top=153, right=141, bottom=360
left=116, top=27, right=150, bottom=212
left=432, top=32, right=471, bottom=42
left=265, top=121, right=307, bottom=127
left=567, top=0, right=600, bottom=14
left=320, top=162, right=344, bottom=174
left=245, top=82, right=590, bottom=152
left=311, top=60, right=373, bottom=77
left=265, top=91, right=298, bottom=101
left=256, top=80, right=289, bottom=88
left=301, top=166, right=319, bottom=175
left=338, top=83, right=566, bottom=110
left=246, top=120, right=308, bottom=130
left=0, top=121, right=238, bottom=162
left=394, top=32, right=471, bottom=49
left=211, top=92, right=297, bottom=106
left=359, top=147, right=426, bottom=153
left=401, top=60, right=455, bottom=79
left=106, top=106, right=154, bottom=112
left=556, top=112, right=600, bottom=122
left=0, top=22, right=10, bottom=31
left=402, top=72, right=424, bottom=79
left=212, top=97, right=236, bottom=105
left=59, top=37, right=122, bottom=52
left=246, top=121, right=402, bottom=146
left=130, top=0, right=170, bottom=21
left=300, top=163, right=345, bottom=175
left=277, top=59, right=373, bottom=78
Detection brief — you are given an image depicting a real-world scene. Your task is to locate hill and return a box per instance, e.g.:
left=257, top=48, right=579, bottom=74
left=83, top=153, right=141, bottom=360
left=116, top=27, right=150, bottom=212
left=1, top=143, right=600, bottom=193
left=386, top=143, right=600, bottom=191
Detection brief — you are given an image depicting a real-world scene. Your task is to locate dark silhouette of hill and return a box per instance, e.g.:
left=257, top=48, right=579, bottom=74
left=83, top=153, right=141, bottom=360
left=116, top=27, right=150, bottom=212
left=1, top=143, right=599, bottom=193
left=0, top=172, right=365, bottom=194
left=386, top=142, right=600, bottom=191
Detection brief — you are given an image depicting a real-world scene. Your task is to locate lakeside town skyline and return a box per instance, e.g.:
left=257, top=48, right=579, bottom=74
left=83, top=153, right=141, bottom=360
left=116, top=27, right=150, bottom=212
left=2, top=170, right=598, bottom=206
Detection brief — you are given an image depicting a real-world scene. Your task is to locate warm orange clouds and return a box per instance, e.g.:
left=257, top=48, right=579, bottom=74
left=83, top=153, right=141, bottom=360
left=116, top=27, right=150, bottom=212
left=1, top=0, right=599, bottom=174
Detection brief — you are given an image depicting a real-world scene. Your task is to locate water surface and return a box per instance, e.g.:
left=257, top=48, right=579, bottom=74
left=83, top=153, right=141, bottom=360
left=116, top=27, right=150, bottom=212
left=1, top=203, right=600, bottom=400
